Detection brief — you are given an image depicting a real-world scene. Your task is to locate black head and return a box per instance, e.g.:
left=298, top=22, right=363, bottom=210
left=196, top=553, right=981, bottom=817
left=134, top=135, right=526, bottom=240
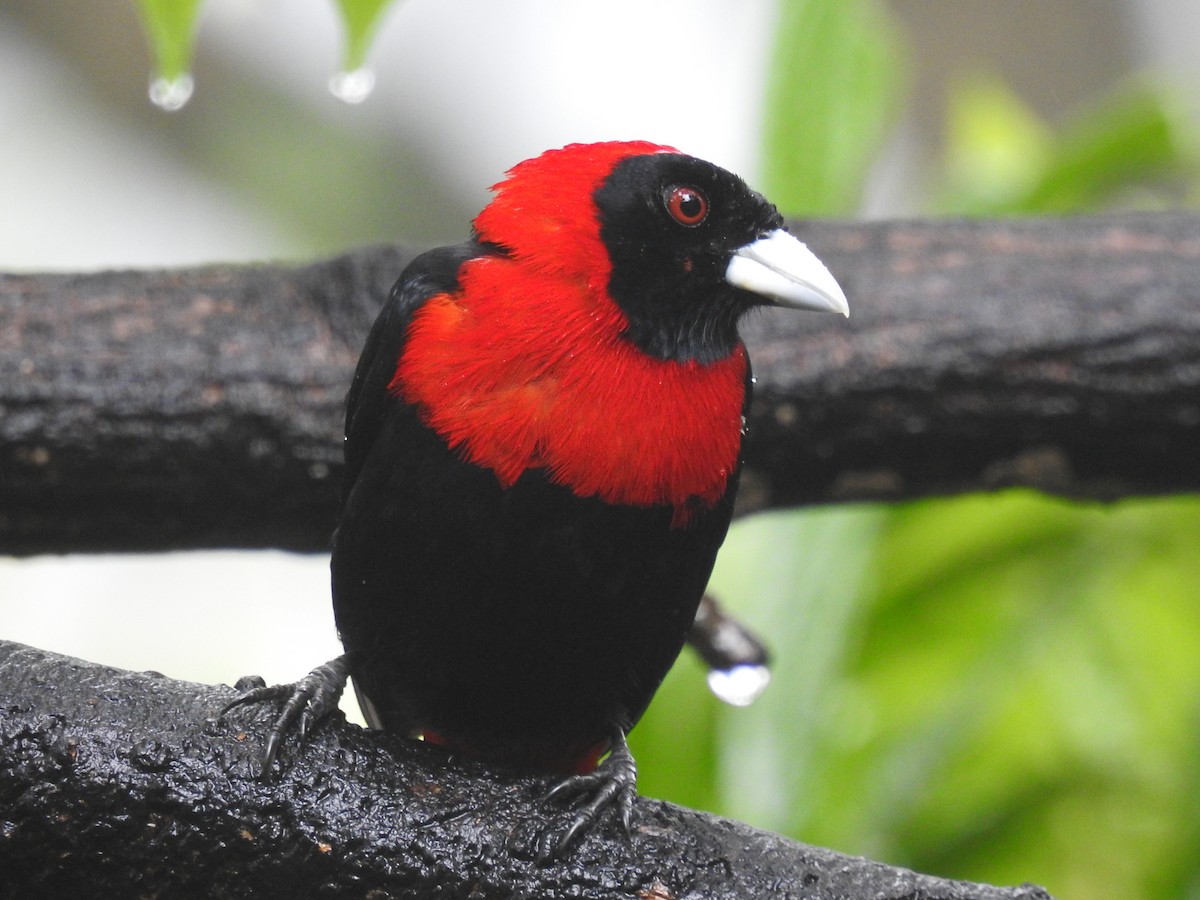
left=593, top=153, right=786, bottom=364
left=473, top=143, right=846, bottom=364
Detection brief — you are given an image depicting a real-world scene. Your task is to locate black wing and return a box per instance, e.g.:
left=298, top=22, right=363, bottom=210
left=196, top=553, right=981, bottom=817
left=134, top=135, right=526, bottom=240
left=341, top=242, right=484, bottom=505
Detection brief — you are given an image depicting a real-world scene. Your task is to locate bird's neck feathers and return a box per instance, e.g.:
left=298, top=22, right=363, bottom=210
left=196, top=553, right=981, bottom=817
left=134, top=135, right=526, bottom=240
left=392, top=254, right=746, bottom=526
left=472, top=140, right=674, bottom=286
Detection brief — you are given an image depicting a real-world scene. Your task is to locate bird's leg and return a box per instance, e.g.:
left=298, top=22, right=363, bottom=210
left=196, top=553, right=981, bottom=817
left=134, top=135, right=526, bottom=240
left=220, top=653, right=353, bottom=777
left=537, top=726, right=638, bottom=862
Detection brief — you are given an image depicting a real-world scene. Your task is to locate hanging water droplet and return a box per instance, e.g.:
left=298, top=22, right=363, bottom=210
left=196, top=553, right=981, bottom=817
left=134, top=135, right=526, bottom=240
left=706, top=664, right=771, bottom=707
left=329, top=68, right=375, bottom=104
left=148, top=73, right=194, bottom=111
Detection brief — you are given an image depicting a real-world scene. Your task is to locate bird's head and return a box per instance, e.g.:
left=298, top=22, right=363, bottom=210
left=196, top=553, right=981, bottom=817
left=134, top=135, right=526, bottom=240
left=473, top=141, right=848, bottom=364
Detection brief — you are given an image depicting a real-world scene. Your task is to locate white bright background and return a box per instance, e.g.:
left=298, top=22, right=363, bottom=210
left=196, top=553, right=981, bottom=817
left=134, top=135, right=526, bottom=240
left=2, top=0, right=1198, bottom=716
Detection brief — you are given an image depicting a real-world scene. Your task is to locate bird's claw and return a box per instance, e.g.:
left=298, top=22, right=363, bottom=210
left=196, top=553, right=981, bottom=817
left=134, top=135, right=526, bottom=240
left=220, top=655, right=352, bottom=777
left=535, top=732, right=638, bottom=863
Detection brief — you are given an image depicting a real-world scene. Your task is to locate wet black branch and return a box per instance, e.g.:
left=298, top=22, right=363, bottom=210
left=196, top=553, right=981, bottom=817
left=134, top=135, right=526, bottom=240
left=0, top=639, right=1051, bottom=899
left=2, top=214, right=1199, bottom=555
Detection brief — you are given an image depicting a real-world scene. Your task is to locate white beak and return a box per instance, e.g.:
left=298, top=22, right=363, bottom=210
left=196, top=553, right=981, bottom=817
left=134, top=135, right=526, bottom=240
left=725, top=229, right=849, bottom=317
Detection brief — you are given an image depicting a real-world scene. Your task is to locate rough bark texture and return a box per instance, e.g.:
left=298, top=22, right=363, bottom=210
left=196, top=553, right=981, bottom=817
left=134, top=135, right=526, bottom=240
left=0, top=247, right=402, bottom=555
left=737, top=212, right=1200, bottom=512
left=0, top=640, right=1052, bottom=900
left=3, top=213, right=1198, bottom=555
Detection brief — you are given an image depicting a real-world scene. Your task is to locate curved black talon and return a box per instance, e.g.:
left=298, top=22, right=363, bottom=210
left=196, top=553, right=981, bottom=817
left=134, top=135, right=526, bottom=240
left=536, top=729, right=638, bottom=862
left=220, top=654, right=353, bottom=776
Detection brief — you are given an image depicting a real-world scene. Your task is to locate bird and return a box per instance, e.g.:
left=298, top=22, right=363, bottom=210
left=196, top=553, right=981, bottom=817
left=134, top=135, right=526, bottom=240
left=224, top=140, right=847, bottom=858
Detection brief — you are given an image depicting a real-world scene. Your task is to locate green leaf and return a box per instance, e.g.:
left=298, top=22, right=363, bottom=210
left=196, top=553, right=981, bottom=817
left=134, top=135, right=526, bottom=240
left=134, top=0, right=203, bottom=83
left=939, top=74, right=1053, bottom=215
left=789, top=493, right=1200, bottom=898
left=761, top=0, right=906, bottom=216
left=1020, top=82, right=1199, bottom=213
left=940, top=77, right=1200, bottom=215
left=333, top=0, right=396, bottom=73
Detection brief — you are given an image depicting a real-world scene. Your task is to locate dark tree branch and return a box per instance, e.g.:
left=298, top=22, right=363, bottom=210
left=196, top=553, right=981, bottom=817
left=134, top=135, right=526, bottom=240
left=737, top=212, right=1200, bottom=513
left=0, top=639, right=1052, bottom=899
left=2, top=212, right=1199, bottom=557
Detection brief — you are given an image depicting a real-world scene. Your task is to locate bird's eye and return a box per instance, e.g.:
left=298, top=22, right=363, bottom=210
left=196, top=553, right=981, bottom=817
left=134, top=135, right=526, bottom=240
left=664, top=186, right=708, bottom=227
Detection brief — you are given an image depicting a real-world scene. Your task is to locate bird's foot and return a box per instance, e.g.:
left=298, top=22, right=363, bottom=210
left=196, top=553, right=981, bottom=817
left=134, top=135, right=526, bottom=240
left=535, top=730, right=638, bottom=862
left=220, top=654, right=353, bottom=777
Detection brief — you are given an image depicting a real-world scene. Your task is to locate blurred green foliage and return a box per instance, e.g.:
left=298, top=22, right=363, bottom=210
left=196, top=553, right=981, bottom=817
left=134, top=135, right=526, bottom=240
left=941, top=76, right=1200, bottom=215
left=642, top=2, right=1200, bottom=899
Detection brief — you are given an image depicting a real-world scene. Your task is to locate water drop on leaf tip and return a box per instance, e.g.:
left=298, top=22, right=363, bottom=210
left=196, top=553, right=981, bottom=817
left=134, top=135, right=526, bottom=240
left=329, top=68, right=375, bottom=104
left=149, top=73, right=194, bottom=112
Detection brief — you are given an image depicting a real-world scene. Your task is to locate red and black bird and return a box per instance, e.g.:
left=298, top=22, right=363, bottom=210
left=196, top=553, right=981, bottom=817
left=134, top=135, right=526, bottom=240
left=228, top=141, right=847, bottom=855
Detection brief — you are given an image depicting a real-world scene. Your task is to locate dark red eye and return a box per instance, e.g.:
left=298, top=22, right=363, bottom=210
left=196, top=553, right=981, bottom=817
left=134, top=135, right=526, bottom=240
left=665, top=185, right=708, bottom=227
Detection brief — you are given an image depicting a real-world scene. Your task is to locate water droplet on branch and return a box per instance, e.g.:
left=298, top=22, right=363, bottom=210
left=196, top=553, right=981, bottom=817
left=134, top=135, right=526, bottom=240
left=707, top=664, right=772, bottom=707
